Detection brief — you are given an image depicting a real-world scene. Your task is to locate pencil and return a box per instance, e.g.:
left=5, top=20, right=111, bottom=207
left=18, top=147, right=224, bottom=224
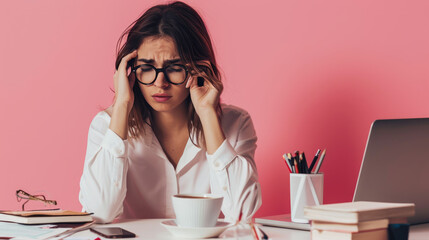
left=308, top=149, right=321, bottom=173
left=282, top=153, right=293, bottom=173
left=294, top=158, right=299, bottom=173
left=294, top=151, right=300, bottom=173
left=287, top=153, right=294, bottom=172
left=314, top=149, right=326, bottom=174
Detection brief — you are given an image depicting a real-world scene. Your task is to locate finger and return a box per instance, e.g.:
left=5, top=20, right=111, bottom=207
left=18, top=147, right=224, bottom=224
left=113, top=70, right=119, bottom=90
left=189, top=75, right=201, bottom=89
left=185, top=75, right=194, bottom=88
left=118, top=50, right=138, bottom=71
left=128, top=72, right=136, bottom=88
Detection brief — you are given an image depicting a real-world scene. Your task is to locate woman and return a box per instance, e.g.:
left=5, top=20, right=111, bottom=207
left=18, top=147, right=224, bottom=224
left=79, top=1, right=261, bottom=223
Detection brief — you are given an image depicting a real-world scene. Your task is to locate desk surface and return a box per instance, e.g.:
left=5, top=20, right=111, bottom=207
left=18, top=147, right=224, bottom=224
left=71, top=219, right=429, bottom=240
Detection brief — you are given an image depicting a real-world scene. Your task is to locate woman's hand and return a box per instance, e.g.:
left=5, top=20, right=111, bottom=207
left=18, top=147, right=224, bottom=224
left=186, top=61, right=225, bottom=153
left=186, top=61, right=222, bottom=116
left=113, top=50, right=138, bottom=114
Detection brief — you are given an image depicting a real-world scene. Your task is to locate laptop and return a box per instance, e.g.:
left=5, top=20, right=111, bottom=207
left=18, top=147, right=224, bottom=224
left=353, top=118, right=429, bottom=225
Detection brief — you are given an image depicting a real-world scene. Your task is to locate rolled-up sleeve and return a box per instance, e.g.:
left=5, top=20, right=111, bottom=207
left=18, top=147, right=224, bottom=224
left=79, top=112, right=128, bottom=223
left=207, top=109, right=262, bottom=223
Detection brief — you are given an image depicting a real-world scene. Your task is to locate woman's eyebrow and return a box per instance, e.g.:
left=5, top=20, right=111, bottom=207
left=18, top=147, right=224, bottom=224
left=164, top=59, right=181, bottom=64
left=136, top=58, right=154, bottom=64
left=136, top=58, right=181, bottom=64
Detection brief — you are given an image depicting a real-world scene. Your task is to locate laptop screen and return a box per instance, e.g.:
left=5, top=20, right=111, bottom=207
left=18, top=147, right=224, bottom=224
left=353, top=118, right=429, bottom=224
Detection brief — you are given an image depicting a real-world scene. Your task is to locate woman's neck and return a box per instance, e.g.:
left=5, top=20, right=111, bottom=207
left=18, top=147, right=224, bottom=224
left=151, top=103, right=189, bottom=136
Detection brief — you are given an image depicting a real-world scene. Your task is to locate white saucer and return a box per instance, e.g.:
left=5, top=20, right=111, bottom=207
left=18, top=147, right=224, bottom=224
left=161, top=220, right=232, bottom=239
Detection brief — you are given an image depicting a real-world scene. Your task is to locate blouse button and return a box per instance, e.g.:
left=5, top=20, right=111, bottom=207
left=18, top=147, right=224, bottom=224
left=223, top=186, right=227, bottom=191
left=214, top=161, right=220, bottom=167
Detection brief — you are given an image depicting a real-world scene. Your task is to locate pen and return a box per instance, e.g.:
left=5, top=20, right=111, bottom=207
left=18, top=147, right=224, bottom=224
left=299, top=153, right=307, bottom=173
left=302, top=152, right=309, bottom=173
left=314, top=149, right=326, bottom=174
left=251, top=223, right=269, bottom=240
left=259, top=228, right=269, bottom=240
left=250, top=223, right=260, bottom=240
left=308, top=149, right=321, bottom=173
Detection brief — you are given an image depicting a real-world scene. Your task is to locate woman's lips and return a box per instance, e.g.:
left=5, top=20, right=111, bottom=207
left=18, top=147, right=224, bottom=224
left=152, top=93, right=172, bottom=102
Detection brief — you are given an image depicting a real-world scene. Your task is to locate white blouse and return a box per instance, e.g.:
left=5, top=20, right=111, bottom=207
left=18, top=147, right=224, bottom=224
left=79, top=104, right=262, bottom=223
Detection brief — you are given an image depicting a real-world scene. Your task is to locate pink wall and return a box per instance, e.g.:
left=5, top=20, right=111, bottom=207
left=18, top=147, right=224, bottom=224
left=1, top=0, right=428, bottom=217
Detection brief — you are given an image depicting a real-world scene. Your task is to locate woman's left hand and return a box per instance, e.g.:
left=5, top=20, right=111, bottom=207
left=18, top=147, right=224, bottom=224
left=186, top=63, right=222, bottom=116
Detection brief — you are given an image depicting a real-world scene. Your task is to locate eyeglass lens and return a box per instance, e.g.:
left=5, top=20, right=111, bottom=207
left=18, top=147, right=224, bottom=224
left=135, top=64, right=187, bottom=84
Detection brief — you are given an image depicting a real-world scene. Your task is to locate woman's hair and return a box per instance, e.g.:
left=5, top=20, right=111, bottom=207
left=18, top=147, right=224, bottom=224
left=115, top=1, right=222, bottom=148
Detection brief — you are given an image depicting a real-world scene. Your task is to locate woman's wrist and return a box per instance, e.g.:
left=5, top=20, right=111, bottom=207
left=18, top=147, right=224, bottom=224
left=195, top=105, right=217, bottom=119
left=199, top=108, right=225, bottom=154
left=109, top=101, right=130, bottom=140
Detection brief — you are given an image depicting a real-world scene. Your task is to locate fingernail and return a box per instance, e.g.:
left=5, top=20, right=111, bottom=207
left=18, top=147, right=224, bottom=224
left=197, top=77, right=204, bottom=87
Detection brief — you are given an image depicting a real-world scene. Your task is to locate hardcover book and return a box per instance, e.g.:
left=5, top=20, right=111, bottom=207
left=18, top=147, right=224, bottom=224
left=0, top=209, right=93, bottom=224
left=311, top=219, right=388, bottom=232
left=311, top=228, right=388, bottom=240
left=304, top=201, right=415, bottom=224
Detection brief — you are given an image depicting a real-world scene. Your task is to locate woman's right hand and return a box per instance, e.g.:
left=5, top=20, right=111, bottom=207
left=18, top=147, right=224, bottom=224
left=113, top=50, right=138, bottom=115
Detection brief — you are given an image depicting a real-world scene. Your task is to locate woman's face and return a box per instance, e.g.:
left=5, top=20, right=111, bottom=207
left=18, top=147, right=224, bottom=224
left=135, top=36, right=189, bottom=114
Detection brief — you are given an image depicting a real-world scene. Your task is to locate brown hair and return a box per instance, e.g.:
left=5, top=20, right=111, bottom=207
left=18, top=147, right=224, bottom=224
left=115, top=1, right=222, bottom=147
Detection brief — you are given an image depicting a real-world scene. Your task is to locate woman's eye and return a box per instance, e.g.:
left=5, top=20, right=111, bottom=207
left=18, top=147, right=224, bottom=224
left=140, top=66, right=153, bottom=72
left=167, top=67, right=184, bottom=73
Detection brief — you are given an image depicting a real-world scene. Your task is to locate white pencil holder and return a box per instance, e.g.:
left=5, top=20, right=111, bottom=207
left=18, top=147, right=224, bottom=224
left=290, top=173, right=323, bottom=223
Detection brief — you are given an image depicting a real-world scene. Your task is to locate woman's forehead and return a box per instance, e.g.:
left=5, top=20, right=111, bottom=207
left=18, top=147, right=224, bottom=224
left=138, top=36, right=178, bottom=57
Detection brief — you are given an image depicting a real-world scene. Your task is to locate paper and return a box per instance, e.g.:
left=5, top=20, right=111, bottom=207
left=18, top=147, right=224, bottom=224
left=0, top=222, right=70, bottom=239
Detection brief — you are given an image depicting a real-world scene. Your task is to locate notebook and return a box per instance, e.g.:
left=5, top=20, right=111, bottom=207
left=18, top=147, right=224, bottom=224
left=0, top=209, right=93, bottom=224
left=353, top=118, right=429, bottom=224
left=255, top=214, right=310, bottom=231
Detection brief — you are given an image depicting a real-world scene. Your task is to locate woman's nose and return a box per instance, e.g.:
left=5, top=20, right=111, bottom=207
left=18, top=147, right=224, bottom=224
left=153, top=72, right=169, bottom=88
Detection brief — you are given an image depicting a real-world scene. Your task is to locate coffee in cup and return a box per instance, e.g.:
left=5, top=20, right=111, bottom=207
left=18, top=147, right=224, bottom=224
left=172, top=194, right=223, bottom=228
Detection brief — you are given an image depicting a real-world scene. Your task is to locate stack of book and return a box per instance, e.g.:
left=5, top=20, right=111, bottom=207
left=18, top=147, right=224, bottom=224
left=304, top=201, right=415, bottom=240
left=0, top=209, right=94, bottom=239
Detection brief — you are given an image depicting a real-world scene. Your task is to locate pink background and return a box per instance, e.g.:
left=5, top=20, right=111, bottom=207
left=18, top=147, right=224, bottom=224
left=1, top=0, right=429, bottom=217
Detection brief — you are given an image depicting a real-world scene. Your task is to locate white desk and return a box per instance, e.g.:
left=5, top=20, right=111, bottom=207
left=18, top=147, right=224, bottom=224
left=70, top=219, right=429, bottom=240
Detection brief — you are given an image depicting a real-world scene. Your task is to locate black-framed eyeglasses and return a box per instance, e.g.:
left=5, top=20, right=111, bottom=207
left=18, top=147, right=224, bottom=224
left=131, top=64, right=188, bottom=85
left=16, top=189, right=57, bottom=211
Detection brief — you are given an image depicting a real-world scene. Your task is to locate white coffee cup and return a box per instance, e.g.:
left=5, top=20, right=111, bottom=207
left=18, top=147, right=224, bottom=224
left=172, top=194, right=223, bottom=228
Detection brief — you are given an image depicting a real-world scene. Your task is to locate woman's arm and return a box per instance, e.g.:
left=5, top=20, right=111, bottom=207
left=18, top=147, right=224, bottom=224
left=79, top=51, right=137, bottom=223
left=204, top=109, right=262, bottom=223
left=79, top=112, right=129, bottom=223
left=188, top=74, right=261, bottom=222
left=109, top=50, right=137, bottom=140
